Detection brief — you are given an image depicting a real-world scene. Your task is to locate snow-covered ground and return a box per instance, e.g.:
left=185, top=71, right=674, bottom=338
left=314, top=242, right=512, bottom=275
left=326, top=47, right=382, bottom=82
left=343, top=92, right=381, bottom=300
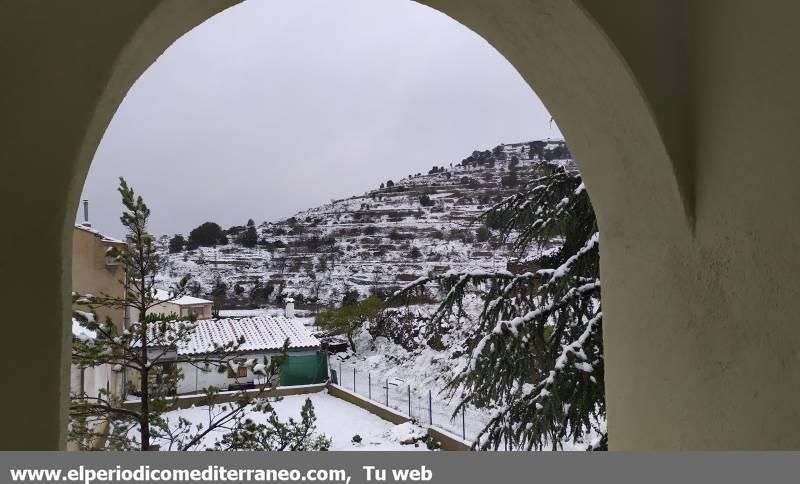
left=156, top=391, right=432, bottom=451
left=329, top=310, right=491, bottom=443
left=328, top=300, right=603, bottom=450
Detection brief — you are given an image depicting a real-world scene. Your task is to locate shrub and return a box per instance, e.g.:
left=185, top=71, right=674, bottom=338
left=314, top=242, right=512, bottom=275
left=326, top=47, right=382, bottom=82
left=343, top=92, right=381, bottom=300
left=419, top=195, right=435, bottom=207
left=425, top=436, right=441, bottom=450
left=429, top=229, right=445, bottom=240
left=168, top=234, right=185, bottom=253
left=476, top=225, right=491, bottom=242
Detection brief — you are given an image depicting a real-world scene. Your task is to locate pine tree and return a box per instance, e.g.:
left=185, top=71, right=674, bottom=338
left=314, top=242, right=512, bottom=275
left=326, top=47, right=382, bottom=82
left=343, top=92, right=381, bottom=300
left=70, top=178, right=325, bottom=451
left=211, top=273, right=228, bottom=308
left=393, top=164, right=604, bottom=450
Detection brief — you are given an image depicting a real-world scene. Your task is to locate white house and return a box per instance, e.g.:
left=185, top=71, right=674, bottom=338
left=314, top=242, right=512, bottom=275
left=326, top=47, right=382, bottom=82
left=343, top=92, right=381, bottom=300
left=151, top=289, right=214, bottom=320
left=129, top=289, right=214, bottom=323
left=141, top=314, right=323, bottom=395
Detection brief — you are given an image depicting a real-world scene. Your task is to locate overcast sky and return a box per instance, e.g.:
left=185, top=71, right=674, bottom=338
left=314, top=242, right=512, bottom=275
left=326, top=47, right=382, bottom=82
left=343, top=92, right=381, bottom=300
left=79, top=0, right=560, bottom=239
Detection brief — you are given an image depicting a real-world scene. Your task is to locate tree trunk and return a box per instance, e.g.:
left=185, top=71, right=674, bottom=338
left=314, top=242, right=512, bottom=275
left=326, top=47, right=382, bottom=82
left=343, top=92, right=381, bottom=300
left=140, top=365, right=149, bottom=450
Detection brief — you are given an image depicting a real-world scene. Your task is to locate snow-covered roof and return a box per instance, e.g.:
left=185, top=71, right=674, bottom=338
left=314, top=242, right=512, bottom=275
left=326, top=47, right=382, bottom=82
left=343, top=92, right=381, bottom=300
left=74, top=224, right=125, bottom=244
left=217, top=309, right=269, bottom=318
left=179, top=317, right=320, bottom=355
left=154, top=289, right=212, bottom=306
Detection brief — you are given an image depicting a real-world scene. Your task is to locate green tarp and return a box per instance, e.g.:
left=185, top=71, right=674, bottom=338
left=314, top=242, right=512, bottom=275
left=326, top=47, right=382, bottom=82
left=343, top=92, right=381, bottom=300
left=280, top=352, right=328, bottom=386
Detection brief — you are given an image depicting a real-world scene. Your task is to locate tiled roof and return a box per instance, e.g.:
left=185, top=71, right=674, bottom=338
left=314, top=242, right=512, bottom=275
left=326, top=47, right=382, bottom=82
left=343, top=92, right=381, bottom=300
left=179, top=317, right=320, bottom=355
left=154, top=289, right=213, bottom=306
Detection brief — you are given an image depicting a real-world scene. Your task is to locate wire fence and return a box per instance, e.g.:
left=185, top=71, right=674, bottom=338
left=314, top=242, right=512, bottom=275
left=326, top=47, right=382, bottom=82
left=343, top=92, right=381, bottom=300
left=328, top=356, right=490, bottom=443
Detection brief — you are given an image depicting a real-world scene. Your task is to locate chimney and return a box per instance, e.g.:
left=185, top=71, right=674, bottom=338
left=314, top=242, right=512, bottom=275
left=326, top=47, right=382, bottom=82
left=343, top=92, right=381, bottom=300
left=82, top=199, right=90, bottom=226
left=285, top=298, right=295, bottom=318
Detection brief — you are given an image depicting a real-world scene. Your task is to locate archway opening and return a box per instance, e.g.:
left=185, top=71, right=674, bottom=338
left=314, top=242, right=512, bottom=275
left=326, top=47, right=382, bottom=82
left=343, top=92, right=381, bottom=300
left=0, top=0, right=688, bottom=451
left=70, top=0, right=601, bottom=451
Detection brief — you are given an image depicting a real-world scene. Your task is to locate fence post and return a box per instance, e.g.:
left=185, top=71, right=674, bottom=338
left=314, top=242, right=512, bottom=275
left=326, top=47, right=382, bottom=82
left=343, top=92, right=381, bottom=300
left=428, top=389, right=432, bottom=425
left=386, top=379, right=389, bottom=406
left=462, top=407, right=466, bottom=440
left=339, top=362, right=342, bottom=386
left=353, top=367, right=356, bottom=393
left=368, top=373, right=372, bottom=400
left=408, top=385, right=411, bottom=417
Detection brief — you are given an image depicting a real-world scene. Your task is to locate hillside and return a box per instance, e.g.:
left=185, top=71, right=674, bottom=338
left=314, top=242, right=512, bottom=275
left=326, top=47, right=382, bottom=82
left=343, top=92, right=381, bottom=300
left=156, top=139, right=574, bottom=310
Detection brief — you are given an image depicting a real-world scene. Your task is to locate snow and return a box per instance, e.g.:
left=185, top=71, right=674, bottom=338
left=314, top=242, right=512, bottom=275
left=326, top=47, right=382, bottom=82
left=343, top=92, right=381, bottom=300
left=153, top=288, right=212, bottom=306
left=156, top=391, right=432, bottom=451
left=177, top=316, right=320, bottom=355
left=71, top=318, right=96, bottom=342
left=329, top=301, right=493, bottom=443
left=75, top=224, right=125, bottom=244
left=385, top=421, right=428, bottom=444
left=218, top=309, right=270, bottom=318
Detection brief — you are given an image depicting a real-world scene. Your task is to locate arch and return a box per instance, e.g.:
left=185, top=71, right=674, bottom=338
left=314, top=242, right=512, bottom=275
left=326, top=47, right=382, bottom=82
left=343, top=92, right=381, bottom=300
left=0, top=0, right=693, bottom=449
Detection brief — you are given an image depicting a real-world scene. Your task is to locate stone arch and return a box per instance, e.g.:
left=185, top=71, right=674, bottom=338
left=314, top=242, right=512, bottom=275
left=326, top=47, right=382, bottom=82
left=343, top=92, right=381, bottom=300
left=1, top=0, right=690, bottom=449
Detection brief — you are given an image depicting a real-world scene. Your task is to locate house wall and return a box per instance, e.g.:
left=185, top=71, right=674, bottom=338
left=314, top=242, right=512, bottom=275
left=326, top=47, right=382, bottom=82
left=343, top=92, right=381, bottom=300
left=71, top=227, right=126, bottom=406
left=71, top=227, right=126, bottom=328
left=131, top=301, right=213, bottom=322
left=125, top=350, right=319, bottom=395
left=176, top=350, right=319, bottom=394
left=70, top=363, right=123, bottom=400
left=179, top=303, right=212, bottom=320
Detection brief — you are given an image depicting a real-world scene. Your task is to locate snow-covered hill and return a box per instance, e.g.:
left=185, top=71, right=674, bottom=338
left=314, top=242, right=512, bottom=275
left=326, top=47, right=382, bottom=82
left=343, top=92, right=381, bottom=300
left=156, top=139, right=574, bottom=309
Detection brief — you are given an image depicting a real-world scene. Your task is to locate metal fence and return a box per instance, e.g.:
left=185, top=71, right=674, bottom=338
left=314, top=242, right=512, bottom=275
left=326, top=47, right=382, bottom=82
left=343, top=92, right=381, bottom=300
left=328, top=356, right=490, bottom=443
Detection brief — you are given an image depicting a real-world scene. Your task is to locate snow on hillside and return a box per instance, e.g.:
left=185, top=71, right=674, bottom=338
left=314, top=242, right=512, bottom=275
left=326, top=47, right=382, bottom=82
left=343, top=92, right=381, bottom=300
left=155, top=139, right=574, bottom=309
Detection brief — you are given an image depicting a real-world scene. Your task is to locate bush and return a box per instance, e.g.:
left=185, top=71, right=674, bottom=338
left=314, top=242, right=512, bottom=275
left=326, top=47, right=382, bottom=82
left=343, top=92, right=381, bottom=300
left=501, top=170, right=519, bottom=188
left=476, top=225, right=491, bottom=242
left=351, top=434, right=362, bottom=445
left=168, top=234, right=185, bottom=253
left=429, top=229, right=445, bottom=240
left=188, top=222, right=225, bottom=247
left=419, top=195, right=435, bottom=207
left=342, top=289, right=360, bottom=307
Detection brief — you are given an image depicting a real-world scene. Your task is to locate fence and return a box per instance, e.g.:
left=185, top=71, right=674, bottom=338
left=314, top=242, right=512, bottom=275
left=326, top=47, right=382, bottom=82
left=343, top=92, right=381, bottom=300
left=328, top=356, right=489, bottom=443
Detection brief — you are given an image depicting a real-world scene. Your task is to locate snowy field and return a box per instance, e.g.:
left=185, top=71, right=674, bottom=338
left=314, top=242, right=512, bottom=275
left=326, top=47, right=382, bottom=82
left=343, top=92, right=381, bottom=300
left=156, top=391, right=431, bottom=451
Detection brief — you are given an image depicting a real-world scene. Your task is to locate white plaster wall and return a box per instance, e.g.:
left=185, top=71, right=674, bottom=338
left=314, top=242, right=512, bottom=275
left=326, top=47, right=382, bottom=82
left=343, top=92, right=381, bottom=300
left=175, top=350, right=318, bottom=394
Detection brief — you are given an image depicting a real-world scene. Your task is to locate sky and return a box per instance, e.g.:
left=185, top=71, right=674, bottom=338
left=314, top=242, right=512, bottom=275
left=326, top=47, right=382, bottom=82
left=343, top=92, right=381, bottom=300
left=79, top=0, right=560, bottom=239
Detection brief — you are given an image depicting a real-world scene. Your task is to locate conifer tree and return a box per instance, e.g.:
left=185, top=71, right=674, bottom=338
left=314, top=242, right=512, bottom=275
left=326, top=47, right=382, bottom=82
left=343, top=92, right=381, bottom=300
left=393, top=163, right=604, bottom=450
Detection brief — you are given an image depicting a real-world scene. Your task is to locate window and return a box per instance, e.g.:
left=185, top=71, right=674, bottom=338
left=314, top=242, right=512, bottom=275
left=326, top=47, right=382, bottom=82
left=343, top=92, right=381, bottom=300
left=227, top=362, right=247, bottom=379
